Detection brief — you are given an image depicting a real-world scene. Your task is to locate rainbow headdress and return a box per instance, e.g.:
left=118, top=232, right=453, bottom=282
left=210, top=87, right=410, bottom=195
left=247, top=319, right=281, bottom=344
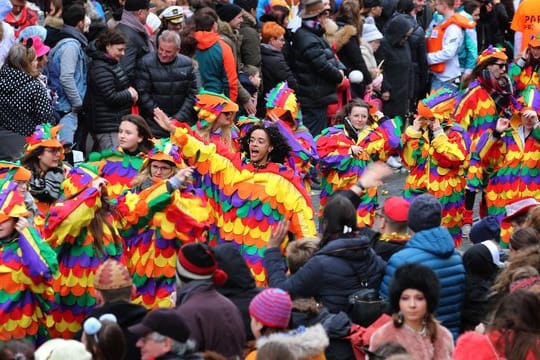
left=142, top=138, right=185, bottom=170
left=517, top=87, right=540, bottom=112
left=476, top=45, right=507, bottom=67
left=0, top=181, right=31, bottom=222
left=25, top=123, right=63, bottom=156
left=0, top=161, right=31, bottom=182
left=194, top=90, right=239, bottom=130
left=417, top=88, right=457, bottom=122
left=62, top=163, right=100, bottom=199
left=265, top=82, right=299, bottom=120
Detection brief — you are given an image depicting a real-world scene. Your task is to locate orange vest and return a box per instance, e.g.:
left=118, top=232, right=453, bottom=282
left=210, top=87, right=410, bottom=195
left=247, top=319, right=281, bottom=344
left=426, top=13, right=476, bottom=73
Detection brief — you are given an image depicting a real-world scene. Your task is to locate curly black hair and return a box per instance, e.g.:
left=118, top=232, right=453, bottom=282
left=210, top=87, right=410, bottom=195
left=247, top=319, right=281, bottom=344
left=240, top=124, right=292, bottom=164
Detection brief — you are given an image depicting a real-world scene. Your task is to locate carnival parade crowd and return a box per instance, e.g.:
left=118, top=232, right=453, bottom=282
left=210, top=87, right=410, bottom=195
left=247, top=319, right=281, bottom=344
left=1, top=0, right=540, bottom=358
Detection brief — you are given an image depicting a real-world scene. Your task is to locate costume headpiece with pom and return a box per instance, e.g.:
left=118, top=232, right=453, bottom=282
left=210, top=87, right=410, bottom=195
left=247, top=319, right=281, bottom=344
left=25, top=123, right=64, bottom=156
left=141, top=138, right=185, bottom=170
left=476, top=45, right=508, bottom=66
left=265, top=82, right=299, bottom=120
left=194, top=90, right=239, bottom=130
left=0, top=161, right=31, bottom=182
left=0, top=181, right=31, bottom=223
left=417, top=88, right=457, bottom=122
left=516, top=87, right=540, bottom=113
left=62, top=163, right=100, bottom=199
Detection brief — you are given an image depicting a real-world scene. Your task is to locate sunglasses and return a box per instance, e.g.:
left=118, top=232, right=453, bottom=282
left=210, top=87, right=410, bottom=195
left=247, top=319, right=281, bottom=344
left=494, top=62, right=507, bottom=69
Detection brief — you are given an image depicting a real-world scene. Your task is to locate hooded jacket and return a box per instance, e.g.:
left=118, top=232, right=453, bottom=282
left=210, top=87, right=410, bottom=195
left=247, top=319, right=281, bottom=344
left=265, top=237, right=386, bottom=313
left=239, top=11, right=261, bottom=67
left=380, top=226, right=465, bottom=338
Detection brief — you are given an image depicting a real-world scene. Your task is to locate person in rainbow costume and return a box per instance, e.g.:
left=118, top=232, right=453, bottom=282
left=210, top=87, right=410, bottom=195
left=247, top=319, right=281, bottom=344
left=87, top=114, right=154, bottom=199
left=238, top=82, right=319, bottom=189
left=509, top=24, right=540, bottom=101
left=402, top=89, right=471, bottom=246
left=315, top=98, right=402, bottom=228
left=154, top=108, right=316, bottom=286
left=475, top=87, right=540, bottom=246
left=453, top=45, right=513, bottom=236
left=118, top=138, right=212, bottom=309
left=44, top=164, right=124, bottom=338
left=0, top=179, right=57, bottom=345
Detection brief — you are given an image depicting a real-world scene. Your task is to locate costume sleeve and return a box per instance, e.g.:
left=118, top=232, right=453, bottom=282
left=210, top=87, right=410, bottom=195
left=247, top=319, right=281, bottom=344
left=316, top=130, right=356, bottom=171
left=476, top=130, right=506, bottom=165
left=430, top=130, right=468, bottom=169
left=402, top=126, right=425, bottom=168
left=362, top=118, right=402, bottom=161
left=19, top=226, right=58, bottom=280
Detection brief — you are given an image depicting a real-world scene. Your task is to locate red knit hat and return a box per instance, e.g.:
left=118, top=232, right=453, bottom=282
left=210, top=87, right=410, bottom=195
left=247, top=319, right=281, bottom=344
left=249, top=288, right=292, bottom=329
left=176, top=243, right=228, bottom=286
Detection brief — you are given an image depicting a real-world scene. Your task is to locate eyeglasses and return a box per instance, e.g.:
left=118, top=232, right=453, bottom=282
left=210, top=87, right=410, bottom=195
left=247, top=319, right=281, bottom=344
left=150, top=164, right=173, bottom=174
left=44, top=148, right=62, bottom=155
left=494, top=62, right=507, bottom=70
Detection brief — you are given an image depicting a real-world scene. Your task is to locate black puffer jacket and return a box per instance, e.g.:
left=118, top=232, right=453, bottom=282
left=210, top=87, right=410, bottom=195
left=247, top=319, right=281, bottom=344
left=264, top=237, right=386, bottom=313
left=290, top=24, right=344, bottom=108
left=86, top=43, right=132, bottom=134
left=135, top=52, right=200, bottom=138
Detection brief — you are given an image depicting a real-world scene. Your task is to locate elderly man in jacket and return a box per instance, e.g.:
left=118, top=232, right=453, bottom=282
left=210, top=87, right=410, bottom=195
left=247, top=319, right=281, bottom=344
left=135, top=30, right=199, bottom=137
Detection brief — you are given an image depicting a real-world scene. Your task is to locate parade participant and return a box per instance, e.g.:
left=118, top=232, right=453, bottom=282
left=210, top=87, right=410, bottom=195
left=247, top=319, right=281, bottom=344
left=120, top=138, right=211, bottom=309
left=509, top=24, right=540, bottom=99
left=453, top=45, right=512, bottom=237
left=475, top=90, right=540, bottom=245
left=154, top=108, right=316, bottom=285
left=0, top=180, right=57, bottom=345
left=402, top=89, right=470, bottom=245
left=316, top=98, right=401, bottom=228
left=44, top=164, right=124, bottom=338
left=87, top=115, right=153, bottom=199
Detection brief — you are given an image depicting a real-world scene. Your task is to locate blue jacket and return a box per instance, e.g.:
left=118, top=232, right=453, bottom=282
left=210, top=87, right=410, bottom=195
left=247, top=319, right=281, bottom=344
left=380, top=226, right=465, bottom=338
left=264, top=237, right=386, bottom=313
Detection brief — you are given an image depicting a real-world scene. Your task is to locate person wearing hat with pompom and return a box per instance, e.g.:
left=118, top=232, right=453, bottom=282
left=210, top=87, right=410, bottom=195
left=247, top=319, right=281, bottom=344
left=174, top=243, right=245, bottom=358
left=402, top=89, right=470, bottom=246
left=371, top=196, right=411, bottom=261
left=380, top=194, right=465, bottom=339
left=371, top=264, right=454, bottom=359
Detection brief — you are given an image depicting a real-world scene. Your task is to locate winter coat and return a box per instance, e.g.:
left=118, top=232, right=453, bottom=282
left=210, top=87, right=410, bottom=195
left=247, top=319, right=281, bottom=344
left=239, top=11, right=261, bottom=67
left=86, top=43, right=132, bottom=134
left=380, top=226, right=465, bottom=338
left=376, top=16, right=413, bottom=118
left=454, top=330, right=540, bottom=360
left=0, top=65, right=54, bottom=136
left=214, top=243, right=262, bottom=341
left=135, top=52, right=199, bottom=138
left=477, top=3, right=509, bottom=52
left=175, top=281, right=246, bottom=358
left=290, top=23, right=344, bottom=108
left=265, top=237, right=386, bottom=313
left=260, top=44, right=298, bottom=93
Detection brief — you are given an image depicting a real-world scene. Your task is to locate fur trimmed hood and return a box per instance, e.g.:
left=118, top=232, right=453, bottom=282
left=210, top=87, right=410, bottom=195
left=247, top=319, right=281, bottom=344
left=324, top=19, right=357, bottom=52
left=256, top=324, right=329, bottom=358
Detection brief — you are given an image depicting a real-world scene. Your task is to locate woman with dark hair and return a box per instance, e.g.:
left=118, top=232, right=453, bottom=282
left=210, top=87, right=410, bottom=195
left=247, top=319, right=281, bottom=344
left=316, top=98, right=401, bottom=228
left=87, top=114, right=153, bottom=199
left=85, top=29, right=138, bottom=151
left=0, top=43, right=55, bottom=160
left=82, top=314, right=126, bottom=360
left=154, top=109, right=316, bottom=286
left=369, top=264, right=453, bottom=359
left=454, top=291, right=540, bottom=360
left=509, top=227, right=540, bottom=255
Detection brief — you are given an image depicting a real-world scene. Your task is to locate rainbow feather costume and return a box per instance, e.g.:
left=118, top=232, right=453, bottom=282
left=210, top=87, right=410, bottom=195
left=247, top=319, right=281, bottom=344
left=316, top=118, right=401, bottom=228
left=0, top=181, right=58, bottom=345
left=170, top=125, right=316, bottom=286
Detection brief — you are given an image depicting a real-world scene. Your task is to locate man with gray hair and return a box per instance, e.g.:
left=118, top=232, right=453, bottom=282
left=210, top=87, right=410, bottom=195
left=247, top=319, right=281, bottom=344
left=135, top=30, right=200, bottom=137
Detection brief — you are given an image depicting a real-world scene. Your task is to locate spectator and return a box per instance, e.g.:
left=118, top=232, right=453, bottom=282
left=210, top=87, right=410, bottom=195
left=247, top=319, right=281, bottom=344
left=157, top=5, right=184, bottom=38
left=4, top=0, right=37, bottom=38
left=291, top=0, right=344, bottom=136
left=361, top=22, right=383, bottom=80
left=509, top=227, right=540, bottom=256
left=371, top=196, right=411, bottom=261
left=370, top=264, right=454, bottom=359
left=86, top=29, right=137, bottom=151
left=0, top=0, right=15, bottom=67
left=193, top=7, right=238, bottom=101
left=47, top=3, right=88, bottom=144
left=503, top=198, right=540, bottom=232
left=136, top=30, right=199, bottom=136
left=43, top=0, right=62, bottom=48
left=175, top=243, right=246, bottom=358
left=234, top=0, right=261, bottom=68
left=477, top=0, right=510, bottom=52
left=469, top=216, right=501, bottom=245
left=380, top=194, right=466, bottom=338
left=361, top=0, right=383, bottom=26
left=0, top=43, right=54, bottom=160
left=82, top=314, right=126, bottom=360
left=116, top=0, right=155, bottom=84
left=35, top=339, right=92, bottom=360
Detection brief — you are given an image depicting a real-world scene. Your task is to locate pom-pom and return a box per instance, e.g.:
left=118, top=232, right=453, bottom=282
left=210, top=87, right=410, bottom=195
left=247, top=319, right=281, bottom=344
left=212, top=268, right=228, bottom=286
left=348, top=70, right=364, bottom=84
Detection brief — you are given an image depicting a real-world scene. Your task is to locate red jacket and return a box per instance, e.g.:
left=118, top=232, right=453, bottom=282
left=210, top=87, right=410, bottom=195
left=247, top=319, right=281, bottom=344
left=5, top=7, right=38, bottom=38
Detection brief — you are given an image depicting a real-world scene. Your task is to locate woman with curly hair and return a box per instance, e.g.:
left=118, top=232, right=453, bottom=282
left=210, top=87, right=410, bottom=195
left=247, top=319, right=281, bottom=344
left=154, top=108, right=316, bottom=286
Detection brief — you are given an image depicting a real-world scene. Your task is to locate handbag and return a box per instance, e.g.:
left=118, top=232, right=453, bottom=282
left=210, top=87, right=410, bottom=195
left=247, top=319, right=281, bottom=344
left=348, top=287, right=389, bottom=327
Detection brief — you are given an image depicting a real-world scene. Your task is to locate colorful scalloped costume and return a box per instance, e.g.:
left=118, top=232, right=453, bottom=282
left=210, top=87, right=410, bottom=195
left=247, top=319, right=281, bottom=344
left=44, top=165, right=124, bottom=338
left=87, top=147, right=144, bottom=199
left=170, top=125, right=316, bottom=286
left=0, top=181, right=58, bottom=345
left=403, top=90, right=471, bottom=246
left=316, top=118, right=401, bottom=228
left=117, top=139, right=212, bottom=309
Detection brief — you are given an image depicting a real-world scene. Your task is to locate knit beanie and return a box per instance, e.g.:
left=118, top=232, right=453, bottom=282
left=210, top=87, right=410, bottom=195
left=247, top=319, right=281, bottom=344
left=469, top=216, right=501, bottom=244
left=176, top=243, right=228, bottom=286
left=407, top=194, right=442, bottom=232
left=94, top=259, right=133, bottom=290
left=216, top=3, right=243, bottom=22
left=249, top=288, right=292, bottom=329
left=389, top=263, right=440, bottom=314
left=362, top=23, right=383, bottom=42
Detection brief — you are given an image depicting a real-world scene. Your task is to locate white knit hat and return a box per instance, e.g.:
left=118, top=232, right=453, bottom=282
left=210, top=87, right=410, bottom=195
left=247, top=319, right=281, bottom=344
left=362, top=23, right=383, bottom=42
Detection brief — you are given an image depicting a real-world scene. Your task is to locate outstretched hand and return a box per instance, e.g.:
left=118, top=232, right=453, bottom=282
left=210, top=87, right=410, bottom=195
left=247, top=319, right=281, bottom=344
left=153, top=108, right=177, bottom=133
left=267, top=220, right=290, bottom=248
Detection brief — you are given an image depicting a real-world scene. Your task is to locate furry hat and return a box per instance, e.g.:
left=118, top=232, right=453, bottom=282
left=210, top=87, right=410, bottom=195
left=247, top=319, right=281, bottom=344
left=389, top=263, right=440, bottom=314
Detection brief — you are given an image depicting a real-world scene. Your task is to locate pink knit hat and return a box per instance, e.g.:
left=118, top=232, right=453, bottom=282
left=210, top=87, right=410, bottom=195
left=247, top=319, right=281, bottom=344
left=249, top=288, right=292, bottom=329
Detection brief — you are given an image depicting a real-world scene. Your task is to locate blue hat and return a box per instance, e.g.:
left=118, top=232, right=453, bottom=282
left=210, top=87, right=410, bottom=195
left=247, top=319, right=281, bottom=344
left=470, top=216, right=501, bottom=244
